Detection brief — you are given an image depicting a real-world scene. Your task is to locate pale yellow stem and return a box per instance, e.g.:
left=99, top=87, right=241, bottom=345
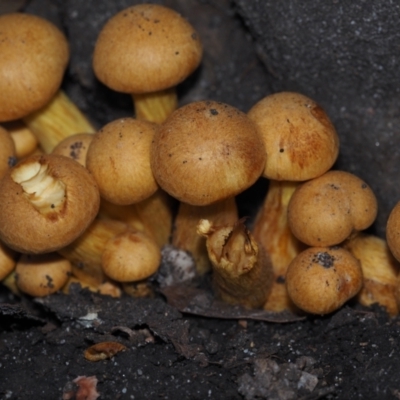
left=344, top=234, right=400, bottom=316
left=252, top=180, right=304, bottom=312
left=24, top=90, right=95, bottom=153
left=173, top=197, right=238, bottom=275
left=132, top=88, right=178, bottom=124
left=134, top=190, right=174, bottom=248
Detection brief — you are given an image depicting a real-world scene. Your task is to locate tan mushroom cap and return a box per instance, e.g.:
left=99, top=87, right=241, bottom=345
left=93, top=4, right=203, bottom=94
left=102, top=230, right=161, bottom=282
left=0, top=13, right=69, bottom=121
left=386, top=201, right=400, bottom=263
left=248, top=92, right=339, bottom=181
left=52, top=133, right=94, bottom=167
left=288, top=170, right=378, bottom=247
left=0, top=240, right=17, bottom=281
left=151, top=100, right=266, bottom=206
left=286, top=246, right=363, bottom=315
left=0, top=154, right=100, bottom=254
left=15, top=253, right=72, bottom=297
left=86, top=118, right=159, bottom=205
left=0, top=125, right=16, bottom=179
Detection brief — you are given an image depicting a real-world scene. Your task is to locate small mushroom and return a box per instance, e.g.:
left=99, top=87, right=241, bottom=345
left=288, top=170, right=378, bottom=247
left=102, top=230, right=161, bottom=283
left=197, top=219, right=273, bottom=309
left=93, top=4, right=203, bottom=123
left=15, top=253, right=72, bottom=297
left=0, top=154, right=100, bottom=254
left=86, top=117, right=173, bottom=248
left=286, top=246, right=363, bottom=315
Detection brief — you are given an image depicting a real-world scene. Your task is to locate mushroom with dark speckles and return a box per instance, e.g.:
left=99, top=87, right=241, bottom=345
left=15, top=253, right=72, bottom=297
left=286, top=246, right=362, bottom=314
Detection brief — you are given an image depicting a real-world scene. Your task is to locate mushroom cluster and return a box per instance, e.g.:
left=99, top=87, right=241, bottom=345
left=0, top=4, right=397, bottom=320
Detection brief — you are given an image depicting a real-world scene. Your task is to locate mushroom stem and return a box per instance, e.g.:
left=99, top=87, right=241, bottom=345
left=132, top=88, right=178, bottom=124
left=252, top=180, right=304, bottom=312
left=173, top=197, right=239, bottom=275
left=197, top=218, right=273, bottom=308
left=134, top=190, right=174, bottom=248
left=23, top=90, right=95, bottom=153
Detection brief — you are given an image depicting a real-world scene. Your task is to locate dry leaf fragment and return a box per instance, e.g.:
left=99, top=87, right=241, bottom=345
left=84, top=341, right=127, bottom=361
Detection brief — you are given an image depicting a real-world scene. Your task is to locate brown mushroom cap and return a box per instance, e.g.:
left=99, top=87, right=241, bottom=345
left=288, top=170, right=378, bottom=247
left=0, top=240, right=17, bottom=281
left=15, top=253, right=71, bottom=297
left=0, top=154, right=100, bottom=254
left=102, top=230, right=161, bottom=282
left=248, top=92, right=339, bottom=181
left=151, top=100, right=266, bottom=206
left=52, top=133, right=94, bottom=167
left=386, top=201, right=400, bottom=263
left=86, top=118, right=159, bottom=205
left=286, top=246, right=363, bottom=314
left=93, top=4, right=202, bottom=95
left=0, top=13, right=69, bottom=121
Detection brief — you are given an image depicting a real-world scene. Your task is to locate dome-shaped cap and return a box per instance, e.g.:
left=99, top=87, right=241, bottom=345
left=151, top=100, right=266, bottom=206
left=93, top=4, right=203, bottom=94
left=248, top=92, right=339, bottom=181
left=0, top=13, right=69, bottom=121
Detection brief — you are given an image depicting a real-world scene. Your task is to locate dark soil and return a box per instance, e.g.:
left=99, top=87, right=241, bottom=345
left=1, top=1, right=400, bottom=399
left=2, top=284, right=400, bottom=400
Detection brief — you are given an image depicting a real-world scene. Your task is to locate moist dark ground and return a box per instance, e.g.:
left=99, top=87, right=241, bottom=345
left=1, top=1, right=400, bottom=399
